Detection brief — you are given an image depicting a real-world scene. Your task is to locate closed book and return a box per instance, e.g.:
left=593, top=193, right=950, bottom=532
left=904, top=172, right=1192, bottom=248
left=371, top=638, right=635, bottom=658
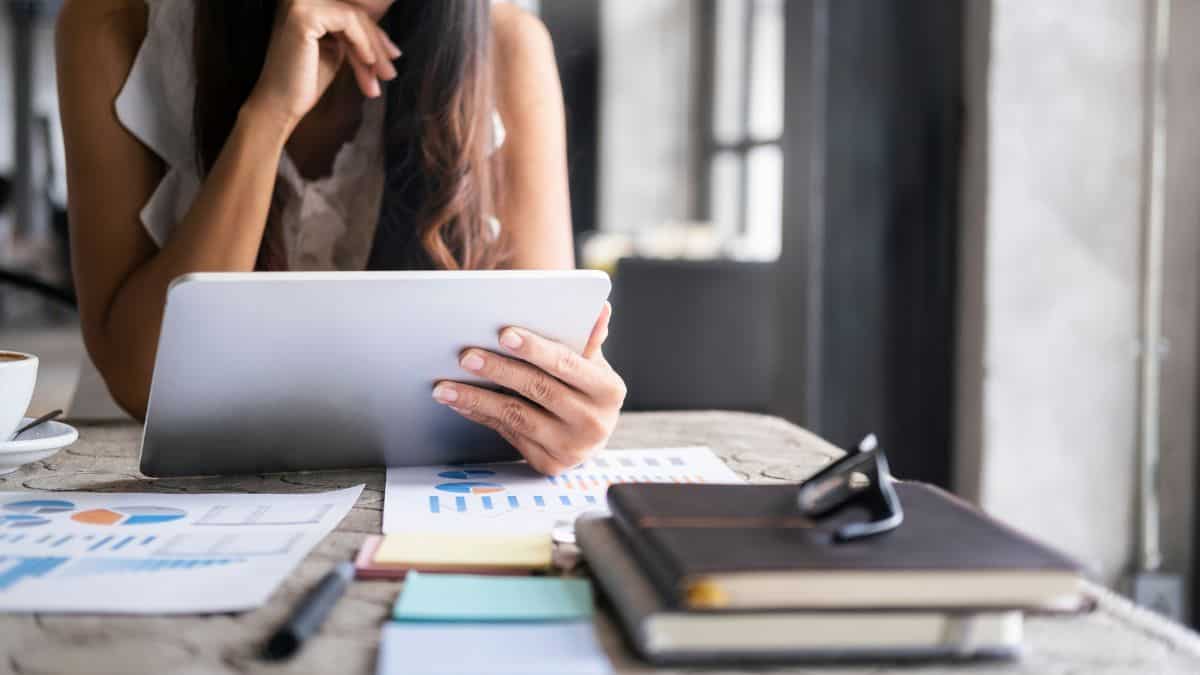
left=606, top=482, right=1085, bottom=611
left=576, top=515, right=1023, bottom=664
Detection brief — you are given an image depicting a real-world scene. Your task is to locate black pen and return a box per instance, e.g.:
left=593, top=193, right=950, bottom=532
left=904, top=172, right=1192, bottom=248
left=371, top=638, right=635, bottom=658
left=264, top=559, right=355, bottom=660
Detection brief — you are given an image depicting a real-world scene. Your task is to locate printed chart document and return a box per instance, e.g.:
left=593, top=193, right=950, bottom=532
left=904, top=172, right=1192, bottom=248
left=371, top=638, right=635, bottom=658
left=0, top=485, right=362, bottom=614
left=384, top=447, right=741, bottom=535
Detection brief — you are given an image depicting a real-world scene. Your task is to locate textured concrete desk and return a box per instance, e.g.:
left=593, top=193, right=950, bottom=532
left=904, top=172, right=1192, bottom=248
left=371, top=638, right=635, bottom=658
left=1, top=412, right=1199, bottom=675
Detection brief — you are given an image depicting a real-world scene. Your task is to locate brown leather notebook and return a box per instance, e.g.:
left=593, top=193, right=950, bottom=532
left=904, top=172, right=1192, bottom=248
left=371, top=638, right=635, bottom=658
left=607, top=482, right=1085, bottom=611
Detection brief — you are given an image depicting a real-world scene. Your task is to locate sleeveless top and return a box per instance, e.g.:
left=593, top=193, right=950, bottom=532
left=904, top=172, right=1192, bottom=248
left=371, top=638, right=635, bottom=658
left=116, top=0, right=506, bottom=271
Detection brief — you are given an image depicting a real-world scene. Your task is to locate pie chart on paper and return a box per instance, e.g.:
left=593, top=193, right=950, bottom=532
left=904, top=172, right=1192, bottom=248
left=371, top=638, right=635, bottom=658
left=437, top=470, right=497, bottom=480
left=71, top=506, right=187, bottom=526
left=4, top=499, right=75, bottom=515
left=434, top=482, right=506, bottom=495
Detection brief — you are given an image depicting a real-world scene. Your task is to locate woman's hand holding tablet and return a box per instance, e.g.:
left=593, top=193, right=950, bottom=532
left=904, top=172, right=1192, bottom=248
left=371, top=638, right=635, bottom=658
left=432, top=302, right=626, bottom=475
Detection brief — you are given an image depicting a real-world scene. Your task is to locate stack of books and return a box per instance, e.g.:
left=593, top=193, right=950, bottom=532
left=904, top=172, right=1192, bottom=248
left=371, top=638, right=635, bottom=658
left=576, top=482, right=1086, bottom=664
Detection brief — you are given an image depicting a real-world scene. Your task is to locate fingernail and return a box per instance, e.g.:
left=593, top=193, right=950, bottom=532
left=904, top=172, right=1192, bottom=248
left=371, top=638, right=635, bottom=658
left=432, top=384, right=458, bottom=404
left=500, top=329, right=524, bottom=351
left=460, top=352, right=485, bottom=372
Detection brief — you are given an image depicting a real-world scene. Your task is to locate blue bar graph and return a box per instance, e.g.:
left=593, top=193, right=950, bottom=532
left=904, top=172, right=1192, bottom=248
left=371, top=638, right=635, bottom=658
left=0, top=557, right=68, bottom=591
left=61, top=557, right=241, bottom=577
left=88, top=536, right=114, bottom=552
left=2, top=531, right=174, bottom=554
left=417, top=450, right=718, bottom=517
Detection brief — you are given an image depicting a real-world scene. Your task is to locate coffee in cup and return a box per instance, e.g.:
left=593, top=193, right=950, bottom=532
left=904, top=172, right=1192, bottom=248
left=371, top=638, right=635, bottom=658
left=0, top=351, right=38, bottom=440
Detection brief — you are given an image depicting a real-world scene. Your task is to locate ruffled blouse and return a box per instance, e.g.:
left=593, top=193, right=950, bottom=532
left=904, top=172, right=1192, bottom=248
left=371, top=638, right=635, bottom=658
left=115, top=0, right=506, bottom=271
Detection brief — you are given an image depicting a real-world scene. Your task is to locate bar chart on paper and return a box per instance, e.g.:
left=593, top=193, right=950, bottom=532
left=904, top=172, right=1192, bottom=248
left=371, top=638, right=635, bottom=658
left=0, top=487, right=362, bottom=613
left=384, top=447, right=742, bottom=534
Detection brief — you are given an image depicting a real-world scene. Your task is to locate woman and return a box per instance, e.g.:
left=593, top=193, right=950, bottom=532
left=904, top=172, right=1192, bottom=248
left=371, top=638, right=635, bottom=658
left=55, top=0, right=625, bottom=475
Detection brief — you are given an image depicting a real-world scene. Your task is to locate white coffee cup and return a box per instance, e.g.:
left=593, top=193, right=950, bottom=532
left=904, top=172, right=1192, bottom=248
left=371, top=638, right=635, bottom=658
left=0, top=351, right=38, bottom=440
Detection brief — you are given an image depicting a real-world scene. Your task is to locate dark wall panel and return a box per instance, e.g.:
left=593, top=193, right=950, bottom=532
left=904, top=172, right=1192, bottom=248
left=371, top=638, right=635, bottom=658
left=778, top=0, right=964, bottom=487
left=539, top=1, right=601, bottom=238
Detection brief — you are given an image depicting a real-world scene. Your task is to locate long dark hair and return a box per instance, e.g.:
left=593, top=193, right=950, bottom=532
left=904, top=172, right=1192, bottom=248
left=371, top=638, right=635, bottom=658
left=193, top=1, right=504, bottom=270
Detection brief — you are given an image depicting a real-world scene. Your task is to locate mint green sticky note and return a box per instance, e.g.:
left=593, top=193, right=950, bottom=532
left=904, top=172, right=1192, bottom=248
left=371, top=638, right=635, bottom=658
left=393, top=572, right=594, bottom=622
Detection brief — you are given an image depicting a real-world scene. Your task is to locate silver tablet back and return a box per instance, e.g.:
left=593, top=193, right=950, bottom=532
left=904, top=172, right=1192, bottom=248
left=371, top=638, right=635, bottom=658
left=139, top=271, right=611, bottom=476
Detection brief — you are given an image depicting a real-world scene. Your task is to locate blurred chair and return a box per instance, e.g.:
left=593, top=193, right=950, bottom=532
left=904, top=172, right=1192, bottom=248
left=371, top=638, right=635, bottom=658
left=605, top=257, right=776, bottom=412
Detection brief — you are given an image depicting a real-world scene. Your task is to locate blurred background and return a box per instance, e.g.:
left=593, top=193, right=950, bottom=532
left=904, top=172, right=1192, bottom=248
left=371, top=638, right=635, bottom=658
left=3, top=0, right=1200, bottom=628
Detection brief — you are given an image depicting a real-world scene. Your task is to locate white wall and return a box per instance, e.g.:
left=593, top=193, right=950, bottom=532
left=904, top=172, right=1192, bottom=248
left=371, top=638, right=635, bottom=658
left=960, top=0, right=1145, bottom=583
left=959, top=0, right=1200, bottom=592
left=598, top=0, right=695, bottom=233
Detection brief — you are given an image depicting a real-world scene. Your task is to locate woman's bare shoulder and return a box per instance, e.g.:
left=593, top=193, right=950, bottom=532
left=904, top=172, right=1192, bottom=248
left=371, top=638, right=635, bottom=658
left=491, top=3, right=556, bottom=76
left=57, top=0, right=148, bottom=60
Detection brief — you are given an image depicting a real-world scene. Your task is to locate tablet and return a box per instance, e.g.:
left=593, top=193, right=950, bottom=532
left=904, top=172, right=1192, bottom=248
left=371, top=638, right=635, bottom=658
left=139, top=271, right=611, bottom=476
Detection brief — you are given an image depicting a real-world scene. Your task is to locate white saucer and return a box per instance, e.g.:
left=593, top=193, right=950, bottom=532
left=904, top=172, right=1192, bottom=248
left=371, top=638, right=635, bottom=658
left=0, top=418, right=79, bottom=475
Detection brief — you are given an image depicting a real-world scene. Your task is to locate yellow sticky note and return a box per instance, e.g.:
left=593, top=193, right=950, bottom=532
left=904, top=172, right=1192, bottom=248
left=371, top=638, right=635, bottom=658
left=374, top=532, right=553, bottom=572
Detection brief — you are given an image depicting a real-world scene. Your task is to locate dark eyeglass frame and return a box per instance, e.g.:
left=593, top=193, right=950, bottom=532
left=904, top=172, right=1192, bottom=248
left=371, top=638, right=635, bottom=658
left=794, top=434, right=904, bottom=542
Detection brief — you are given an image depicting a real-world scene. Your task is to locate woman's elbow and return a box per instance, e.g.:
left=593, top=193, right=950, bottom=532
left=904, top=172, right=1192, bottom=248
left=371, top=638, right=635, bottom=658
left=81, top=327, right=150, bottom=422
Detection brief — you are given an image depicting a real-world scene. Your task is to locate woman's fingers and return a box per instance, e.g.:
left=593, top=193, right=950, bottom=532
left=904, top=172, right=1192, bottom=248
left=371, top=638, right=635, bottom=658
left=457, top=348, right=593, bottom=425
left=381, top=31, right=402, bottom=59
left=303, top=2, right=377, bottom=68
left=444, top=402, right=569, bottom=476
left=298, top=1, right=393, bottom=97
left=342, top=50, right=381, bottom=98
left=497, top=326, right=620, bottom=404
left=433, top=382, right=586, bottom=473
left=433, top=381, right=562, bottom=450
left=352, top=9, right=398, bottom=80
left=582, top=302, right=612, bottom=360
left=435, top=306, right=626, bottom=476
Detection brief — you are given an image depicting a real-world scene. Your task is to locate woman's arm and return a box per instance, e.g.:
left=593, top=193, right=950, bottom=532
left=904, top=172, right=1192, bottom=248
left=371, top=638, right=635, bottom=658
left=57, top=1, right=290, bottom=419
left=491, top=4, right=574, bottom=269
left=57, top=0, right=397, bottom=420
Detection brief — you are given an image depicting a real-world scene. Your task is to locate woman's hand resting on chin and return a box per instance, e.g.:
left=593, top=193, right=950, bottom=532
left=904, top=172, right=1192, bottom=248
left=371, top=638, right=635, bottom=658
left=248, top=0, right=401, bottom=131
left=432, top=303, right=627, bottom=475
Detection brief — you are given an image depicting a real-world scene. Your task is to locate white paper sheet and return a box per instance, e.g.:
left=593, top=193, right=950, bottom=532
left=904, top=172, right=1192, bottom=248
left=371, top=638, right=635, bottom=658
left=0, top=485, right=362, bottom=614
left=384, top=447, right=741, bottom=535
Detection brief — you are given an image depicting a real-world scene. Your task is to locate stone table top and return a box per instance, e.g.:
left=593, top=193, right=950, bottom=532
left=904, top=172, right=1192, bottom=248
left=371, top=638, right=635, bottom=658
left=1, top=411, right=1199, bottom=674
